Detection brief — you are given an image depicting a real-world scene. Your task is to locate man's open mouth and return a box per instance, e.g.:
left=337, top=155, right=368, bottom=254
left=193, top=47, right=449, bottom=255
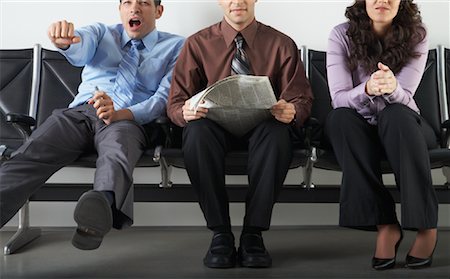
left=129, top=19, right=142, bottom=27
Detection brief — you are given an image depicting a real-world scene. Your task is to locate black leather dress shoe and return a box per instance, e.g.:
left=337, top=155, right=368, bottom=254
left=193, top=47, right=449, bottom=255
left=372, top=225, right=403, bottom=270
left=72, top=190, right=113, bottom=250
left=203, top=233, right=236, bottom=268
left=238, top=233, right=272, bottom=268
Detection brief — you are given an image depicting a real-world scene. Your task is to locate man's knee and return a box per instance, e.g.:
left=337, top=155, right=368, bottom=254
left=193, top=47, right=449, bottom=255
left=182, top=119, right=227, bottom=153
left=253, top=119, right=291, bottom=145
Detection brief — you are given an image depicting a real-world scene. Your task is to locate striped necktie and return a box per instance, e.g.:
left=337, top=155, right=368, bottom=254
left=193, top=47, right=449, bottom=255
left=114, top=39, right=142, bottom=96
left=231, top=34, right=251, bottom=75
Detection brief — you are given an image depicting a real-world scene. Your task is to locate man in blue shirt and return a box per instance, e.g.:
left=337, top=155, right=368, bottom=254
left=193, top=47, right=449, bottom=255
left=0, top=0, right=184, bottom=250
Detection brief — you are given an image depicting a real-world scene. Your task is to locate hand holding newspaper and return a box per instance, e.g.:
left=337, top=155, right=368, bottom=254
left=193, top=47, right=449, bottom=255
left=189, top=75, right=277, bottom=137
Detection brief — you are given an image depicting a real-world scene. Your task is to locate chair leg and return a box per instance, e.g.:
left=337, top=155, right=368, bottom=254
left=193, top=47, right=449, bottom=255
left=158, top=156, right=173, bottom=188
left=153, top=146, right=173, bottom=188
left=301, top=147, right=317, bottom=189
left=4, top=201, right=41, bottom=255
left=442, top=167, right=450, bottom=189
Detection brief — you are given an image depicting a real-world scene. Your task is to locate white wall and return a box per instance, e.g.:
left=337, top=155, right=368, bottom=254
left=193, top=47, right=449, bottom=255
left=1, top=0, right=449, bottom=227
left=1, top=0, right=449, bottom=49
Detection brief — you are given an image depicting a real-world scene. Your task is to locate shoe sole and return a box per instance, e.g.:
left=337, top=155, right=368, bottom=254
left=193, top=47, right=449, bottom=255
left=239, top=259, right=272, bottom=268
left=238, top=251, right=272, bottom=268
left=72, top=191, right=113, bottom=250
left=203, top=261, right=236, bottom=269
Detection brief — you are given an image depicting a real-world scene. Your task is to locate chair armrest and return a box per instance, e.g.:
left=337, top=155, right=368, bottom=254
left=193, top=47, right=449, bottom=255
left=6, top=113, right=36, bottom=127
left=442, top=120, right=450, bottom=129
left=6, top=113, right=36, bottom=138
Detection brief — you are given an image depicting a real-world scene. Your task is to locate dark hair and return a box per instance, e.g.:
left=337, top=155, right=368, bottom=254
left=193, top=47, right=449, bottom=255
left=120, top=0, right=161, bottom=5
left=345, top=0, right=426, bottom=74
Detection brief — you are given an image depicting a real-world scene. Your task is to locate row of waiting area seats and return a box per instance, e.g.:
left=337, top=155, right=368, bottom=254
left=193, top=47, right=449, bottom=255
left=1, top=45, right=450, bottom=254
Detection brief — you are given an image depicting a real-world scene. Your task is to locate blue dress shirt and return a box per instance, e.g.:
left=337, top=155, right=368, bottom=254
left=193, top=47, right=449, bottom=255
left=60, top=23, right=184, bottom=124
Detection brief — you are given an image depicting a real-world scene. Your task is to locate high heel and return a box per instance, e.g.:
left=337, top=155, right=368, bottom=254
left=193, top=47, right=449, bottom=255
left=372, top=225, right=404, bottom=270
left=405, top=239, right=437, bottom=269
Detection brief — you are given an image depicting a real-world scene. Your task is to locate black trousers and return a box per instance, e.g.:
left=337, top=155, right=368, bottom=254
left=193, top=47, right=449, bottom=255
left=0, top=104, right=148, bottom=229
left=325, top=104, right=438, bottom=231
left=183, top=118, right=293, bottom=231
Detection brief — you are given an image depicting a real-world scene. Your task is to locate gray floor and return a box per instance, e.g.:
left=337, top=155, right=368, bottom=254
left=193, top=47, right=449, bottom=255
left=1, top=226, right=449, bottom=279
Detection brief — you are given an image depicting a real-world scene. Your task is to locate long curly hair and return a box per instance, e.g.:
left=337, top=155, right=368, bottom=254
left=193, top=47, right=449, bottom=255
left=345, top=0, right=426, bottom=74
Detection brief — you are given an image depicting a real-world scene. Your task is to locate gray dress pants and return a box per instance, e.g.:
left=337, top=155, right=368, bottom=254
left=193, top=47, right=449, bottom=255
left=0, top=104, right=147, bottom=228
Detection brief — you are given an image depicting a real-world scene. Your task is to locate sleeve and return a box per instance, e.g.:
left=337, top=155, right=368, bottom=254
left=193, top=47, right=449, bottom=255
left=277, top=40, right=313, bottom=128
left=382, top=34, right=428, bottom=105
left=326, top=26, right=372, bottom=110
left=128, top=38, right=185, bottom=125
left=166, top=37, right=206, bottom=127
left=59, top=23, right=105, bottom=67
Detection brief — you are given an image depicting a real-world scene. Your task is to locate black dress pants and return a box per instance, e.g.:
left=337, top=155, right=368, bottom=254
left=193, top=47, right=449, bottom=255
left=325, top=104, right=438, bottom=231
left=183, top=118, right=293, bottom=231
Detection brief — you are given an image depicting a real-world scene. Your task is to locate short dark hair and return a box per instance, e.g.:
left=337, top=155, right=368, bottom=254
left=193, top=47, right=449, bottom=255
left=120, top=0, right=161, bottom=5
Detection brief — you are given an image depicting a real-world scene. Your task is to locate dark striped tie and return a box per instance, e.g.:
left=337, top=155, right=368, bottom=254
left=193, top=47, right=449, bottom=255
left=231, top=34, right=251, bottom=75
left=114, top=39, right=142, bottom=97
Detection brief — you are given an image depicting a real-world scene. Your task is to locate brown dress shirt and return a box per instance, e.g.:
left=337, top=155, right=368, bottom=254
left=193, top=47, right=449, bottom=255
left=167, top=19, right=313, bottom=129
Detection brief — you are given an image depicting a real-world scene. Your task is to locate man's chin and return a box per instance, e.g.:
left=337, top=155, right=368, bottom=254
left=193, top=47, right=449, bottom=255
left=125, top=31, right=142, bottom=40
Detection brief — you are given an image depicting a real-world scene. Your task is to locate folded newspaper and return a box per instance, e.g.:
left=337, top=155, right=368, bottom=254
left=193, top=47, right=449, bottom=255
left=189, top=75, right=277, bottom=137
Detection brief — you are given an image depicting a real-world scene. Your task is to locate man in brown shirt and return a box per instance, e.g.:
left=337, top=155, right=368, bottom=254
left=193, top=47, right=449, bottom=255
left=167, top=0, right=312, bottom=268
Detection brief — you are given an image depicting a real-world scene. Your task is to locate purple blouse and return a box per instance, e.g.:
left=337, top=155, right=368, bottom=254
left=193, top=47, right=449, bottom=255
left=326, top=22, right=428, bottom=124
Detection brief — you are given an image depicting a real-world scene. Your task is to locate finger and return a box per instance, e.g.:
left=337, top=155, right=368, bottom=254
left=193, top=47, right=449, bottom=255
left=378, top=62, right=390, bottom=71
left=94, top=98, right=109, bottom=109
left=48, top=24, right=56, bottom=39
left=72, top=36, right=81, bottom=44
left=371, top=70, right=383, bottom=79
left=92, top=92, right=109, bottom=102
left=93, top=91, right=105, bottom=99
left=195, top=107, right=208, bottom=114
left=98, top=111, right=112, bottom=120
left=196, top=112, right=207, bottom=118
left=274, top=115, right=291, bottom=124
left=68, top=22, right=75, bottom=38
left=54, top=22, right=61, bottom=39
left=97, top=106, right=113, bottom=117
left=61, top=20, right=69, bottom=38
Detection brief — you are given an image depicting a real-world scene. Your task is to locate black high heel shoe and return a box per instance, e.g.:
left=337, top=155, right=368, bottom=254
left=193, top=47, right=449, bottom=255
left=405, top=238, right=437, bottom=269
left=372, top=225, right=404, bottom=270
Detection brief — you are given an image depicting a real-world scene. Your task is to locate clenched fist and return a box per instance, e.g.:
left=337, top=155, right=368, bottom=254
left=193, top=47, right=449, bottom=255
left=48, top=20, right=81, bottom=50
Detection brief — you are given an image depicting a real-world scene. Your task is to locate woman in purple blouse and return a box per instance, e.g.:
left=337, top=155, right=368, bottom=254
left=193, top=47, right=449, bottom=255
left=325, top=0, right=438, bottom=270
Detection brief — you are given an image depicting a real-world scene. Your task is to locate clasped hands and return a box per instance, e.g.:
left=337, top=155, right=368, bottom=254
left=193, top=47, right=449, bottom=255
left=366, top=62, right=398, bottom=96
left=88, top=90, right=119, bottom=125
left=182, top=99, right=295, bottom=124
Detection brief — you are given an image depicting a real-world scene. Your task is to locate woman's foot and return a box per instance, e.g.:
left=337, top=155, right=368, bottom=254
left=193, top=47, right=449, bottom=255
left=372, top=223, right=403, bottom=270
left=405, top=228, right=437, bottom=269
left=408, top=228, right=437, bottom=259
left=374, top=224, right=402, bottom=259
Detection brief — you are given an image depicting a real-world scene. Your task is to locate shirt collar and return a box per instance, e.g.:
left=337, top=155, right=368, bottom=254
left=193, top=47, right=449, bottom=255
left=220, top=18, right=258, bottom=49
left=120, top=28, right=158, bottom=51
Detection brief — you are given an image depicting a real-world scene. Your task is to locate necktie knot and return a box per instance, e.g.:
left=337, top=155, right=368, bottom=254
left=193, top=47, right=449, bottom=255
left=231, top=34, right=251, bottom=75
left=130, top=39, right=142, bottom=49
left=234, top=34, right=244, bottom=49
